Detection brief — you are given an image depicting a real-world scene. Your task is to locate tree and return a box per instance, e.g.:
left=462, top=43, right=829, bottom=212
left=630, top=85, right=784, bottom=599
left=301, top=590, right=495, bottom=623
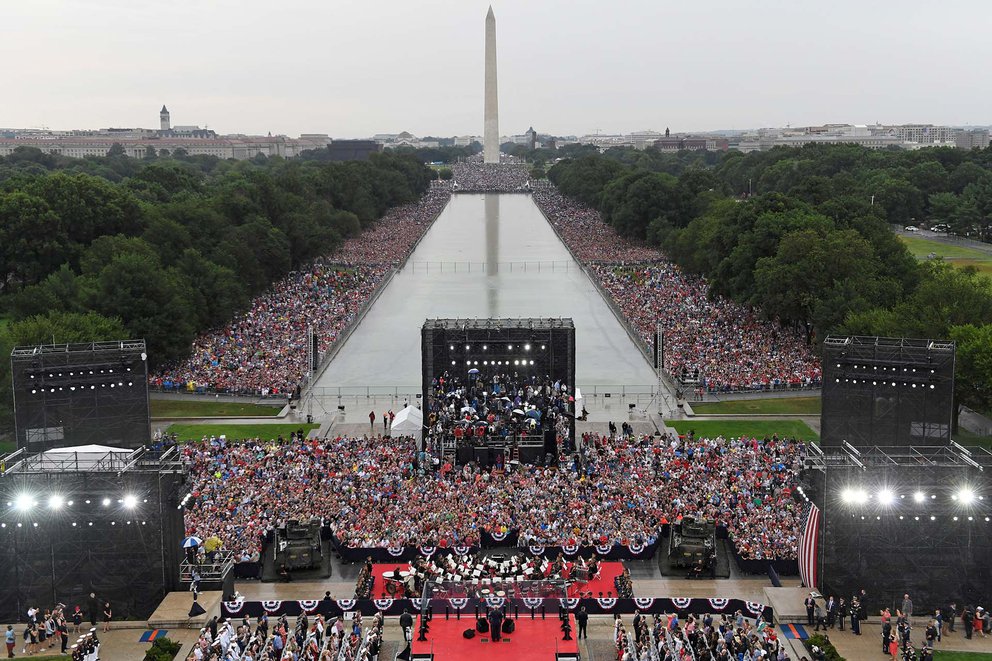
left=753, top=228, right=882, bottom=340
left=0, top=191, right=70, bottom=288
left=949, top=324, right=992, bottom=419
left=107, top=143, right=126, bottom=157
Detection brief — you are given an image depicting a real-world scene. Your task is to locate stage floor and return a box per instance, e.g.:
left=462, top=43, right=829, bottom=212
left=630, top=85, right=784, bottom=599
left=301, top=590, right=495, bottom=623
left=412, top=614, right=578, bottom=661
left=369, top=561, right=625, bottom=599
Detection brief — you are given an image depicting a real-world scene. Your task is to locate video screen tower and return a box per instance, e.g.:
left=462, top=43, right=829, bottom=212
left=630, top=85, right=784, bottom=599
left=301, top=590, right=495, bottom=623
left=10, top=341, right=151, bottom=451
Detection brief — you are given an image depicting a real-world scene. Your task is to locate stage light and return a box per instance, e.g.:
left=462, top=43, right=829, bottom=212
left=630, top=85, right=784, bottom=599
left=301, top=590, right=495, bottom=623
left=465, top=345, right=470, bottom=350
left=957, top=489, right=976, bottom=505
left=877, top=489, right=895, bottom=505
left=451, top=361, right=455, bottom=365
left=483, top=361, right=488, bottom=365
left=14, top=494, right=34, bottom=512
left=482, top=345, right=487, bottom=350
left=953, top=516, right=959, bottom=521
left=841, top=488, right=868, bottom=505
left=913, top=492, right=925, bottom=503
left=48, top=495, right=64, bottom=510
left=930, top=516, right=935, bottom=521
left=465, top=361, right=470, bottom=366
left=450, top=345, right=454, bottom=350
left=524, top=344, right=531, bottom=351
left=101, top=498, right=111, bottom=507
left=122, top=495, right=138, bottom=509
left=529, top=360, right=534, bottom=365
left=541, top=345, right=545, bottom=350
left=514, top=360, right=519, bottom=366
left=31, top=389, right=36, bottom=394
left=507, top=344, right=512, bottom=349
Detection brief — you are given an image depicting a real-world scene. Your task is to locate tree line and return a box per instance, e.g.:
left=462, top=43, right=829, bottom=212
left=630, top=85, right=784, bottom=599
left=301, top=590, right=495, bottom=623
left=0, top=146, right=433, bottom=431
left=547, top=144, right=992, bottom=420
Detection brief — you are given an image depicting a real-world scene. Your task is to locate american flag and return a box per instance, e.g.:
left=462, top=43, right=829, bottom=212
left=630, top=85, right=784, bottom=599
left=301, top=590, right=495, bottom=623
left=799, top=501, right=821, bottom=589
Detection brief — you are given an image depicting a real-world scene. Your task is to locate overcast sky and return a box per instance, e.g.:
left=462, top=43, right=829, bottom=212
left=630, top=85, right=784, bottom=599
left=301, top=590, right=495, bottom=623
left=3, top=0, right=990, bottom=138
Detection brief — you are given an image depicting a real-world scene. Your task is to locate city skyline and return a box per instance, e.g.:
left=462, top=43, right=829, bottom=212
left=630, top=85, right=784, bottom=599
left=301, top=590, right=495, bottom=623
left=2, top=0, right=991, bottom=138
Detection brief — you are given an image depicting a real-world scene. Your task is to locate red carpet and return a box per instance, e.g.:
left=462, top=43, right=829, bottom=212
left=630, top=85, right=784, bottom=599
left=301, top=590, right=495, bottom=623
left=371, top=563, right=413, bottom=597
left=412, top=615, right=578, bottom=661
left=566, top=561, right=624, bottom=598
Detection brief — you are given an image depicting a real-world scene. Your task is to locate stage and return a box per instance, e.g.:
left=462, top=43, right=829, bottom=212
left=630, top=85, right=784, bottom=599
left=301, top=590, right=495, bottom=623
left=412, top=614, right=578, bottom=661
left=369, top=561, right=626, bottom=598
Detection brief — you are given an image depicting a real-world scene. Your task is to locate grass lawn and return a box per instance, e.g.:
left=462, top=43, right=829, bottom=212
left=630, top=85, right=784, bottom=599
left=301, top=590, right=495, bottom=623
left=666, top=419, right=819, bottom=440
left=166, top=423, right=318, bottom=442
left=934, top=652, right=992, bottom=660
left=151, top=399, right=282, bottom=419
left=899, top=235, right=992, bottom=274
left=954, top=428, right=992, bottom=450
left=0, top=440, right=15, bottom=454
left=690, top=396, right=821, bottom=415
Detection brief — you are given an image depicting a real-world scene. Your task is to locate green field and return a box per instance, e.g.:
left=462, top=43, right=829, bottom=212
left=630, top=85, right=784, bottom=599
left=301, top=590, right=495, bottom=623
left=954, top=428, right=992, bottom=449
left=0, top=440, right=15, bottom=454
left=166, top=423, right=318, bottom=441
left=935, top=652, right=992, bottom=661
left=150, top=399, right=282, bottom=419
left=690, top=396, right=822, bottom=415
left=666, top=419, right=818, bottom=440
left=900, top=235, right=992, bottom=274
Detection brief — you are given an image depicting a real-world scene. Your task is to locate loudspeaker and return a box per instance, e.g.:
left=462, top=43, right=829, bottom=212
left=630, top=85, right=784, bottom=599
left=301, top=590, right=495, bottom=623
left=502, top=619, right=515, bottom=634
left=476, top=618, right=489, bottom=633
left=463, top=629, right=476, bottom=639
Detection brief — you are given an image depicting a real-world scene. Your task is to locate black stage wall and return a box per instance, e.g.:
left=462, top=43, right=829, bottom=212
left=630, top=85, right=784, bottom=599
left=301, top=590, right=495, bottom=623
left=806, top=461, right=991, bottom=613
left=821, top=336, right=955, bottom=447
left=0, top=464, right=184, bottom=622
left=10, top=341, right=151, bottom=451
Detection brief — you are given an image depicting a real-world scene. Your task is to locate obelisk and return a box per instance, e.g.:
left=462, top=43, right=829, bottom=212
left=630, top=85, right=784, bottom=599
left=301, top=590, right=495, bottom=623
left=483, top=6, right=500, bottom=164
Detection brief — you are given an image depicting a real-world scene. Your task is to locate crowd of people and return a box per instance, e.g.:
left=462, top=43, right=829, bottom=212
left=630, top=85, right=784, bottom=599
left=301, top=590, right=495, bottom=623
left=181, top=428, right=805, bottom=561
left=184, top=610, right=380, bottom=661
left=615, top=610, right=787, bottom=661
left=151, top=187, right=451, bottom=396
left=592, top=264, right=821, bottom=392
left=451, top=161, right=530, bottom=192
left=532, top=188, right=822, bottom=393
left=425, top=370, right=573, bottom=454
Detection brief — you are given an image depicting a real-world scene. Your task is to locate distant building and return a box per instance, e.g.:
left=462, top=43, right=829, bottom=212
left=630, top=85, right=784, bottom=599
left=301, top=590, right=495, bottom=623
left=0, top=106, right=333, bottom=160
left=956, top=129, right=990, bottom=150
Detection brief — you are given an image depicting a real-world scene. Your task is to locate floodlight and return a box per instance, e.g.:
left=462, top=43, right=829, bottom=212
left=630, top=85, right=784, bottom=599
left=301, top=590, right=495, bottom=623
left=48, top=495, right=65, bottom=510
left=958, top=489, right=976, bottom=505
left=101, top=498, right=111, bottom=507
left=877, top=489, right=895, bottom=506
left=524, top=344, right=531, bottom=351
left=913, top=492, right=925, bottom=503
left=14, top=494, right=34, bottom=512
left=122, top=494, right=138, bottom=509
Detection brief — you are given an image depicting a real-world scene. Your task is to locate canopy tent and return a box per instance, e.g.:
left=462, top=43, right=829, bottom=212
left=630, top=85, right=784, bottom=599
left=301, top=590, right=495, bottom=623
left=390, top=406, right=424, bottom=444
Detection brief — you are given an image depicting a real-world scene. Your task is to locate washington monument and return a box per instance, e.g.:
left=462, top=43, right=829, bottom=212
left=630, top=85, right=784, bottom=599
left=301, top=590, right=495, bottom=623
left=483, top=6, right=499, bottom=164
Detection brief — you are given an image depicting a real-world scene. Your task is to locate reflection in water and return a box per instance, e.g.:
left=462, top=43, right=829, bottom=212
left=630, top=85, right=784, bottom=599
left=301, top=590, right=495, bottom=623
left=485, top=194, right=499, bottom=316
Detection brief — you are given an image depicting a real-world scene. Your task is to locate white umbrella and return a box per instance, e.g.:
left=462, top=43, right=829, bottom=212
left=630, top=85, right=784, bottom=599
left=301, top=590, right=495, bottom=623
left=181, top=536, right=203, bottom=549
left=461, top=406, right=476, bottom=414
left=512, top=409, right=525, bottom=415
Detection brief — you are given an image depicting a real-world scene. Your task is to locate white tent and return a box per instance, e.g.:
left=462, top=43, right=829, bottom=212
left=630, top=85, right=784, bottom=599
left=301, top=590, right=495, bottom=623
left=574, top=387, right=585, bottom=416
left=390, top=406, right=424, bottom=443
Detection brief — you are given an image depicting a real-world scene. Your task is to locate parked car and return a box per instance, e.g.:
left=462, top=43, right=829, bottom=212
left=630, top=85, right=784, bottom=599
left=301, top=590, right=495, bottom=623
left=930, top=223, right=950, bottom=232
left=904, top=225, right=919, bottom=232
